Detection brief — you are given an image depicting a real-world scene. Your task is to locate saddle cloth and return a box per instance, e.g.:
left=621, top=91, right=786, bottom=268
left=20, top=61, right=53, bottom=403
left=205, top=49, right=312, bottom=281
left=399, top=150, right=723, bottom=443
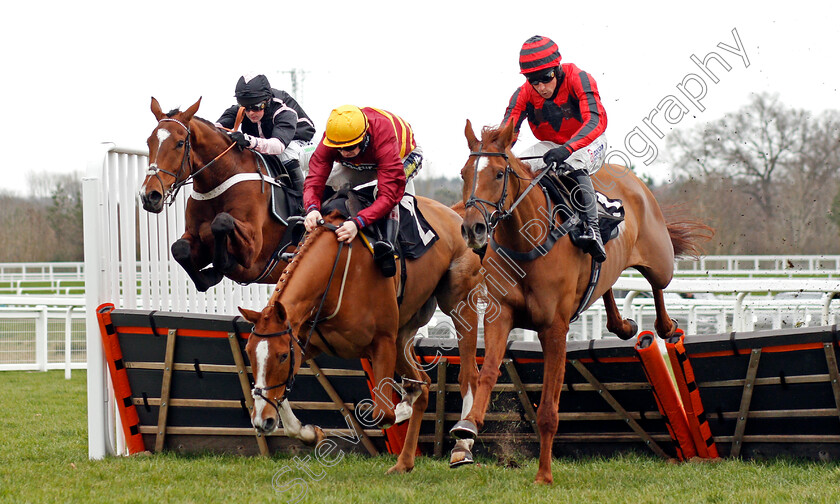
left=538, top=172, right=625, bottom=247
left=321, top=186, right=439, bottom=260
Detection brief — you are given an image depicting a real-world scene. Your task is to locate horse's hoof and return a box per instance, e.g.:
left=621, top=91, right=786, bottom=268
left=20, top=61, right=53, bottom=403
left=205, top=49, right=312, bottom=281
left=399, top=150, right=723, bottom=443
left=449, top=448, right=474, bottom=468
left=300, top=425, right=326, bottom=447
left=450, top=420, right=478, bottom=440
left=613, top=318, right=638, bottom=341
left=386, top=463, right=413, bottom=475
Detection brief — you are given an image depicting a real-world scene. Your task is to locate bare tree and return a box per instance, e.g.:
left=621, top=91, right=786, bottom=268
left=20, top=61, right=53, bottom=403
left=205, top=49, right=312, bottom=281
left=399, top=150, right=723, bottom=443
left=663, top=93, right=840, bottom=254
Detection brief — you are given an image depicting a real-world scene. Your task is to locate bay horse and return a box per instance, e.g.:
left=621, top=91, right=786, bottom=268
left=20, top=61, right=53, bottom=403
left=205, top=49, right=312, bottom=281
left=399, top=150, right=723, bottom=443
left=452, top=120, right=711, bottom=484
left=238, top=200, right=484, bottom=473
left=141, top=97, right=295, bottom=290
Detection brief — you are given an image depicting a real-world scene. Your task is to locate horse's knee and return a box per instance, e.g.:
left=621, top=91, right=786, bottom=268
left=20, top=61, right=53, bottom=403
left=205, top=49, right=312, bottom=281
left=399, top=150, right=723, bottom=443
left=211, top=213, right=235, bottom=235
left=171, top=239, right=191, bottom=262
left=536, top=407, right=559, bottom=435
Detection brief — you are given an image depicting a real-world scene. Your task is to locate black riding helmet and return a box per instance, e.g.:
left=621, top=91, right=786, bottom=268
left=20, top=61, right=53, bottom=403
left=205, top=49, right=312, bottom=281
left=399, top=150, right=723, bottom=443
left=235, top=74, right=272, bottom=107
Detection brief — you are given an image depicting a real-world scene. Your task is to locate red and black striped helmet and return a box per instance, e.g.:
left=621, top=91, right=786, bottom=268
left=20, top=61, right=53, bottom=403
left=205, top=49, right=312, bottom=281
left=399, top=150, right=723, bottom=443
left=519, top=35, right=562, bottom=74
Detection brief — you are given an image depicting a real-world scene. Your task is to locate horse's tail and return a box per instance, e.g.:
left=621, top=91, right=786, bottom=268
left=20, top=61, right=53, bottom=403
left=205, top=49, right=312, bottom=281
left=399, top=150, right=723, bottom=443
left=662, top=205, right=715, bottom=260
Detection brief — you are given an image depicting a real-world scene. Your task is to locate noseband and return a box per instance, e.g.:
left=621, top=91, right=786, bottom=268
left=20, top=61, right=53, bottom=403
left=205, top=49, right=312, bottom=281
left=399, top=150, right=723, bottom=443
left=146, top=118, right=237, bottom=206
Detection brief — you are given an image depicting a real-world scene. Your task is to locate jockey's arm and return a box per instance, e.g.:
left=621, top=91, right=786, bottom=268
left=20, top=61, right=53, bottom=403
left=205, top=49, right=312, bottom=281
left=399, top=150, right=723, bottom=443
left=302, top=138, right=333, bottom=230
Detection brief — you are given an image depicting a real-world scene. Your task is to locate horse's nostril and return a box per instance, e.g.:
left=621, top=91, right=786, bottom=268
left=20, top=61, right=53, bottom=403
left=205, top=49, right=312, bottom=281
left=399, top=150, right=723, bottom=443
left=474, top=223, right=487, bottom=237
left=460, top=223, right=470, bottom=241
left=263, top=417, right=276, bottom=432
left=148, top=191, right=162, bottom=204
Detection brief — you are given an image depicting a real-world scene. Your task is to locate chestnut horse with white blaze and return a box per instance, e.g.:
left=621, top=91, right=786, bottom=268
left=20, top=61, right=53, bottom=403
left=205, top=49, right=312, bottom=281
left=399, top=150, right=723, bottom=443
left=451, top=120, right=711, bottom=484
left=141, top=97, right=296, bottom=290
left=239, top=202, right=484, bottom=473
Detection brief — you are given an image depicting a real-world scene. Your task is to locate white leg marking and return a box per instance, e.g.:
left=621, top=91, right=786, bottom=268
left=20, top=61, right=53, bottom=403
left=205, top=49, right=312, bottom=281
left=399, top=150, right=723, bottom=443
left=279, top=399, right=318, bottom=443
left=460, top=386, right=474, bottom=420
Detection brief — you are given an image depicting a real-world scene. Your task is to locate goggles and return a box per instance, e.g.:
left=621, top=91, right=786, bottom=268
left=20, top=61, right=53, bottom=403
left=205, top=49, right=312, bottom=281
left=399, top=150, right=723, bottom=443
left=243, top=101, right=267, bottom=112
left=527, top=70, right=556, bottom=86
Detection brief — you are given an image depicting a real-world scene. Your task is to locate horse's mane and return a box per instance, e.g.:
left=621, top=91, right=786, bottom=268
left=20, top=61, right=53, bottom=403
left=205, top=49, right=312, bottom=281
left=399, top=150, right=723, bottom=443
left=273, top=217, right=338, bottom=297
left=164, top=108, right=228, bottom=137
left=479, top=125, right=509, bottom=148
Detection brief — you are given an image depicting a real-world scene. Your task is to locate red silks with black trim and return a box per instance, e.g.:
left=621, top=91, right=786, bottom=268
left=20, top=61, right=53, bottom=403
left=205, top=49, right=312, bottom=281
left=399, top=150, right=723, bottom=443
left=96, top=303, right=146, bottom=455
left=665, top=329, right=720, bottom=459
left=635, top=331, right=697, bottom=460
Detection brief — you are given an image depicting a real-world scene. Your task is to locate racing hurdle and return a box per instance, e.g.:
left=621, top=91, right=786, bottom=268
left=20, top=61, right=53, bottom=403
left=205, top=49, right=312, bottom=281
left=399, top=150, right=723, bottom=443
left=96, top=305, right=701, bottom=460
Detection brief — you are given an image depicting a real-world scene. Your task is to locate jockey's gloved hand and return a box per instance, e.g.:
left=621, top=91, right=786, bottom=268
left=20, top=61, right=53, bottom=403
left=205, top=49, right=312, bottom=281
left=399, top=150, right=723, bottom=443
left=543, top=146, right=572, bottom=169
left=304, top=209, right=323, bottom=232
left=229, top=131, right=252, bottom=150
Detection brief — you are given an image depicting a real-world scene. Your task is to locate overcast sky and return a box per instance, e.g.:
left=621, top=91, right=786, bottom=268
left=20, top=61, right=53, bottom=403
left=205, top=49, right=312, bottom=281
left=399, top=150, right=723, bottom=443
left=1, top=0, right=837, bottom=196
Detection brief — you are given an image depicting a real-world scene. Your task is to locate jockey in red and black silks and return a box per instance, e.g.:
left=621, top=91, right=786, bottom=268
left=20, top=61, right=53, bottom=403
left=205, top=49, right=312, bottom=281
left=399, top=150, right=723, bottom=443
left=304, top=105, right=423, bottom=277
left=502, top=35, right=609, bottom=262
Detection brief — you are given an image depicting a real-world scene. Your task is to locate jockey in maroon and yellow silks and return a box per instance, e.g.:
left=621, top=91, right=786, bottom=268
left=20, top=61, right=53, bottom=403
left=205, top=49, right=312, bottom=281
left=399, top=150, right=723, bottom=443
left=304, top=107, right=415, bottom=229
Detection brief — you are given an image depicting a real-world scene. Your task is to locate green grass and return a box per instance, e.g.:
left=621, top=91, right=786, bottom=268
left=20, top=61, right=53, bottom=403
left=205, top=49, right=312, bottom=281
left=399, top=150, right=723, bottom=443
left=3, top=371, right=840, bottom=503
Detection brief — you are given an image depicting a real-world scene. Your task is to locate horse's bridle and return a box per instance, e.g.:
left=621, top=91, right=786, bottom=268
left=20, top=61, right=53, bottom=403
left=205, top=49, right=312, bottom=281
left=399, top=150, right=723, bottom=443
left=146, top=117, right=236, bottom=206
left=249, top=324, right=298, bottom=414
left=463, top=145, right=549, bottom=233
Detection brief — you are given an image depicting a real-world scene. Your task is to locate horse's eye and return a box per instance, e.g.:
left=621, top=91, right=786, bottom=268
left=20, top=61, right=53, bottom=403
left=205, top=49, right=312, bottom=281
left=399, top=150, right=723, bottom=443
left=495, top=170, right=504, bottom=180
left=176, top=140, right=185, bottom=148
left=278, top=353, right=289, bottom=363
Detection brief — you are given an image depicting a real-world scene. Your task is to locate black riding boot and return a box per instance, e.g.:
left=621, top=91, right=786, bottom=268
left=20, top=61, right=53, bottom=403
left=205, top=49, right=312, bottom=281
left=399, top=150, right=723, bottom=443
left=373, top=218, right=399, bottom=277
left=570, top=169, right=607, bottom=263
left=283, top=159, right=305, bottom=193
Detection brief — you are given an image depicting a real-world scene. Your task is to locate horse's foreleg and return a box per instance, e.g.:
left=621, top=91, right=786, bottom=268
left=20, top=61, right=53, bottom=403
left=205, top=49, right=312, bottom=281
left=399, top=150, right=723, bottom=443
left=210, top=213, right=238, bottom=273
left=533, top=319, right=569, bottom=485
left=278, top=399, right=325, bottom=447
left=652, top=288, right=679, bottom=339
left=387, top=327, right=431, bottom=475
left=602, top=289, right=638, bottom=340
left=366, top=334, right=399, bottom=431
left=451, top=305, right=513, bottom=440
left=171, top=233, right=224, bottom=292
left=449, top=297, right=479, bottom=467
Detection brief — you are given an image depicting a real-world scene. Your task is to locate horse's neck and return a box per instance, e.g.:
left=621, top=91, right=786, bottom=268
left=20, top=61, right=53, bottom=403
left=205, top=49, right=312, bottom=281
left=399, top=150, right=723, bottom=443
left=495, top=171, right=552, bottom=248
left=277, top=233, right=344, bottom=331
left=189, top=120, right=247, bottom=191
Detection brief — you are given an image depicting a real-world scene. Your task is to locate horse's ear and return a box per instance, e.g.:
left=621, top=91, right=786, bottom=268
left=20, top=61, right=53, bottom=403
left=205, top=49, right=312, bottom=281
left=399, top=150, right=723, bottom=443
left=151, top=97, right=164, bottom=120
left=237, top=306, right=260, bottom=324
left=465, top=119, right=479, bottom=152
left=272, top=300, right=287, bottom=322
left=497, top=119, right=516, bottom=150
left=182, top=97, right=202, bottom=122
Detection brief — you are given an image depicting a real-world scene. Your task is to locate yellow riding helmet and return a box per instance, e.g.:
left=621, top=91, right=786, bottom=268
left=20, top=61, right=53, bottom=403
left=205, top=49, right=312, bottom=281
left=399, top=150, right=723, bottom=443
left=323, top=105, right=369, bottom=148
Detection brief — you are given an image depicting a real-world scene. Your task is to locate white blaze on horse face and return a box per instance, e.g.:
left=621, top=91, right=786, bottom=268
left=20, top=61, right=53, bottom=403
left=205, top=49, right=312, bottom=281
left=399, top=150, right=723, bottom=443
left=475, top=157, right=489, bottom=174
left=252, top=339, right=270, bottom=418
left=156, top=128, right=170, bottom=146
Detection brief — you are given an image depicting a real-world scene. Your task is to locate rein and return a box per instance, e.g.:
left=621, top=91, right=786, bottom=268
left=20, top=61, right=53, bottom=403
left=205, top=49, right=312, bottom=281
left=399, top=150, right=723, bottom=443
left=147, top=117, right=238, bottom=206
left=463, top=146, right=549, bottom=231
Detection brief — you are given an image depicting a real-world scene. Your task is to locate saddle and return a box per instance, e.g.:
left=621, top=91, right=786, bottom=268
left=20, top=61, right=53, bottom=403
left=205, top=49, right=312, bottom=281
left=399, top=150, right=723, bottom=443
left=538, top=169, right=625, bottom=249
left=255, top=152, right=303, bottom=226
